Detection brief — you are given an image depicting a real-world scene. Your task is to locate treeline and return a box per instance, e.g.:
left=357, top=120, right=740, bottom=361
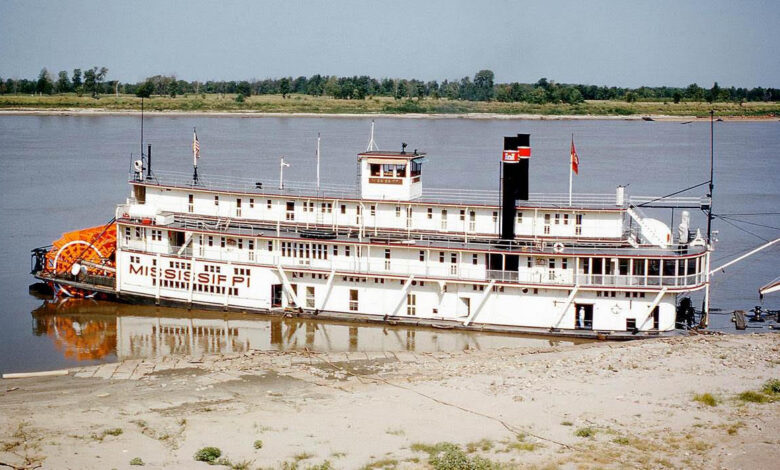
left=2, top=67, right=778, bottom=104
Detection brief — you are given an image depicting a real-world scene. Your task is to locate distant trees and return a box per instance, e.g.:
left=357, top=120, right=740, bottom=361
left=1, top=66, right=778, bottom=105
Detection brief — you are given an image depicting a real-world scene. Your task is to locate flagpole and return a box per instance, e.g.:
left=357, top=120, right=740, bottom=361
left=316, top=132, right=321, bottom=192
left=193, top=127, right=199, bottom=185
left=568, top=134, right=573, bottom=206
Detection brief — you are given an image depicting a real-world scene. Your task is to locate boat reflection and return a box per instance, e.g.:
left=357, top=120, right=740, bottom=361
left=31, top=299, right=586, bottom=363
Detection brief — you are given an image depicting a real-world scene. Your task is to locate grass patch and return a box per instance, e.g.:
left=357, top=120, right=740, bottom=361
left=560, top=421, right=573, bottom=426
left=2, top=93, right=778, bottom=118
left=575, top=427, right=597, bottom=438
left=737, top=390, right=768, bottom=403
left=612, top=437, right=631, bottom=445
left=253, top=439, right=263, bottom=449
left=194, top=446, right=222, bottom=464
left=692, top=393, right=718, bottom=407
left=410, top=442, right=459, bottom=456
left=90, top=427, right=123, bottom=441
left=385, top=427, right=405, bottom=437
left=293, top=452, right=314, bottom=462
left=429, top=445, right=500, bottom=470
left=465, top=439, right=494, bottom=453
left=360, top=458, right=398, bottom=469
left=762, top=379, right=780, bottom=395
left=129, top=457, right=145, bottom=465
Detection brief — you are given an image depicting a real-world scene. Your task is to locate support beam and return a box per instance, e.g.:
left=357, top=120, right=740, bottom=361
left=639, top=287, right=667, bottom=330
left=552, top=285, right=580, bottom=329
left=390, top=275, right=415, bottom=316
left=318, top=269, right=336, bottom=310
left=276, top=265, right=303, bottom=307
left=464, top=280, right=496, bottom=326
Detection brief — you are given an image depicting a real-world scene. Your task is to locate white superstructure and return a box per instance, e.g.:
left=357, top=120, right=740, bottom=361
left=105, top=133, right=710, bottom=337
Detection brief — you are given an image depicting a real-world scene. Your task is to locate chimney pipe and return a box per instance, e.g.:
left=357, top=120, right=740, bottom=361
left=146, top=144, right=152, bottom=179
left=500, top=134, right=531, bottom=240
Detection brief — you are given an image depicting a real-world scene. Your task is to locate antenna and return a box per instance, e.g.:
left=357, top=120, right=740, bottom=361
left=139, top=96, right=144, bottom=173
left=366, top=120, right=379, bottom=151
left=706, top=109, right=714, bottom=243
left=279, top=156, right=290, bottom=190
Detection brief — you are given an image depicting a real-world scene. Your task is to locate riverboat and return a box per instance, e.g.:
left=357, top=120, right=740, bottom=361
left=31, top=129, right=714, bottom=339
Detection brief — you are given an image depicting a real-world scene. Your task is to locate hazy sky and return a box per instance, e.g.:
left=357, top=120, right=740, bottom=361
left=1, top=0, right=777, bottom=88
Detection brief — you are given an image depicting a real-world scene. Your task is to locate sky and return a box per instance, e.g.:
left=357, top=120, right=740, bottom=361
left=0, top=0, right=777, bottom=88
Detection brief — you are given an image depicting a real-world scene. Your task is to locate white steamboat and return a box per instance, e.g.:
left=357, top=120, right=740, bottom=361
left=33, top=130, right=713, bottom=338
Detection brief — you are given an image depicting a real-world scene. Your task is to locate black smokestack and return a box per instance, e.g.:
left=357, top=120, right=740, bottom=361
left=146, top=144, right=152, bottom=179
left=501, top=134, right=530, bottom=240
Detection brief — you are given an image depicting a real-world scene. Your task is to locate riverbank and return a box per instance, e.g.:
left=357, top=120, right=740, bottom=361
left=1, top=94, right=778, bottom=120
left=1, top=333, right=777, bottom=469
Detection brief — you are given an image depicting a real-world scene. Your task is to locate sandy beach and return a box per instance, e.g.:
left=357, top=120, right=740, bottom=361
left=0, top=108, right=777, bottom=122
left=1, top=333, right=777, bottom=469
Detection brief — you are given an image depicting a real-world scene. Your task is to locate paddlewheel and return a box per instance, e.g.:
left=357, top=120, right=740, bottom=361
left=42, top=223, right=117, bottom=298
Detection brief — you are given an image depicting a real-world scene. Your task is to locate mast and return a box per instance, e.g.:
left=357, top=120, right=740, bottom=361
left=316, top=132, right=321, bottom=192
left=702, top=109, right=715, bottom=327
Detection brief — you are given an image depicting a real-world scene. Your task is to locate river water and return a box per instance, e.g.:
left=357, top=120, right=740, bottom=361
left=0, top=115, right=777, bottom=373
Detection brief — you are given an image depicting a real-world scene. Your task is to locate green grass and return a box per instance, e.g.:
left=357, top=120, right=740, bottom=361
left=194, top=446, right=222, bottom=464
left=762, top=379, right=780, bottom=395
left=1, top=93, right=778, bottom=117
left=129, top=457, right=145, bottom=466
left=737, top=390, right=769, bottom=403
left=575, top=427, right=597, bottom=438
left=692, top=393, right=718, bottom=407
left=253, top=439, right=263, bottom=449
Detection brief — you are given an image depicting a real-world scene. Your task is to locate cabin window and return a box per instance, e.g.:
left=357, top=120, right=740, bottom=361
left=410, top=160, right=422, bottom=177
left=286, top=201, right=295, bottom=220
left=306, top=286, right=315, bottom=308
left=349, top=289, right=359, bottom=311
left=249, top=198, right=254, bottom=208
left=472, top=254, right=478, bottom=265
left=633, top=259, right=645, bottom=276
left=214, top=195, right=219, bottom=206
left=492, top=211, right=498, bottom=224
left=554, top=213, right=560, bottom=225
left=340, top=204, right=346, bottom=214
left=575, top=214, right=583, bottom=235
left=345, top=246, right=351, bottom=257
left=396, top=206, right=401, bottom=217
left=663, top=259, right=676, bottom=277
left=427, top=208, right=433, bottom=219
left=333, top=245, right=338, bottom=256
left=208, top=236, right=214, bottom=247
left=439, top=252, right=445, bottom=263
left=619, top=259, right=629, bottom=275
left=370, top=205, right=376, bottom=216
left=451, top=253, right=457, bottom=264
left=460, top=210, right=466, bottom=221
left=419, top=250, right=425, bottom=262
left=407, top=294, right=417, bottom=315
left=562, top=258, right=568, bottom=269
left=582, top=257, right=590, bottom=273
left=188, top=194, right=194, bottom=213
left=220, top=237, right=226, bottom=248
left=441, top=209, right=448, bottom=230
left=516, top=212, right=523, bottom=224
left=370, top=164, right=381, bottom=176
left=527, top=256, right=533, bottom=268
left=548, top=259, right=555, bottom=269
left=236, top=198, right=242, bottom=216
left=237, top=238, right=243, bottom=249
left=544, top=214, right=551, bottom=234
left=563, top=214, right=569, bottom=225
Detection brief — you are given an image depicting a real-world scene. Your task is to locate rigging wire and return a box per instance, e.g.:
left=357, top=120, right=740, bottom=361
left=636, top=181, right=710, bottom=207
left=717, top=212, right=780, bottom=216
left=717, top=215, right=780, bottom=232
left=713, top=215, right=769, bottom=242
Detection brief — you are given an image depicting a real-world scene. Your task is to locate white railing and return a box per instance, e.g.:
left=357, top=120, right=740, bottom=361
left=133, top=170, right=705, bottom=209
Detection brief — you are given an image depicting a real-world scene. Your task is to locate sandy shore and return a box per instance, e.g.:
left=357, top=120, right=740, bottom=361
left=1, top=333, right=778, bottom=469
left=0, top=108, right=777, bottom=122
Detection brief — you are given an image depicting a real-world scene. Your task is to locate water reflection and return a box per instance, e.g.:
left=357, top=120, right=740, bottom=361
left=31, top=299, right=586, bottom=363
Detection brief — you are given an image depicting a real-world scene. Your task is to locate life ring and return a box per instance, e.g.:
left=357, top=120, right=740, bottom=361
left=553, top=242, right=565, bottom=253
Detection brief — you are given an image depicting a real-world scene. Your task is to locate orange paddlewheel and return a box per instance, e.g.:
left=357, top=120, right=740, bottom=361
left=44, top=224, right=117, bottom=297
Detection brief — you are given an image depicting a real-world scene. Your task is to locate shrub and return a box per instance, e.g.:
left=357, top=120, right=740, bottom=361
left=693, top=393, right=718, bottom=407
left=194, top=446, right=222, bottom=464
left=762, top=379, right=780, bottom=395
left=575, top=427, right=596, bottom=438
left=254, top=439, right=263, bottom=449
left=129, top=457, right=144, bottom=466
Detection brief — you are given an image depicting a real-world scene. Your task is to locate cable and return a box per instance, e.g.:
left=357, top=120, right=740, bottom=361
left=636, top=181, right=710, bottom=207
left=713, top=215, right=769, bottom=242
left=717, top=212, right=780, bottom=216
left=718, top=216, right=780, bottom=232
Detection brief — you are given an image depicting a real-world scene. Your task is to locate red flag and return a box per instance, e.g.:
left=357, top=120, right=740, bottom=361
left=570, top=137, right=579, bottom=175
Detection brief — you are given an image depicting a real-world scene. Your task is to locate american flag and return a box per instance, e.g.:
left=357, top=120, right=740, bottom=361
left=193, top=129, right=200, bottom=166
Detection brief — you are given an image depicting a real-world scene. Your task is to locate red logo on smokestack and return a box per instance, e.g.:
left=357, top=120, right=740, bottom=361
left=502, top=146, right=531, bottom=163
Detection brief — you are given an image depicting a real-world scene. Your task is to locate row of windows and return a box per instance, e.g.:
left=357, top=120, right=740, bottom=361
left=188, top=195, right=586, bottom=229
left=281, top=242, right=330, bottom=259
